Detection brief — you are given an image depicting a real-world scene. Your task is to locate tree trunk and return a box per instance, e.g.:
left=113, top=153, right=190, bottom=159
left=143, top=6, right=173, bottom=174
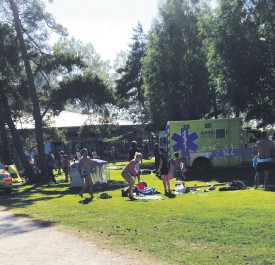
left=0, top=86, right=36, bottom=180
left=9, top=0, right=48, bottom=182
left=0, top=108, right=12, bottom=165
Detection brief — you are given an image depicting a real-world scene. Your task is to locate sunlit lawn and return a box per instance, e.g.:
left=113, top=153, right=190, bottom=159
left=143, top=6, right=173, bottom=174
left=1, top=160, right=275, bottom=265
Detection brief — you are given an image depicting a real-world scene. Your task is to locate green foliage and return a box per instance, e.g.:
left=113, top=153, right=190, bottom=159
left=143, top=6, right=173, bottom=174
left=51, top=71, right=115, bottom=114
left=53, top=38, right=112, bottom=85
left=19, top=127, right=68, bottom=152
left=143, top=0, right=210, bottom=129
left=115, top=23, right=149, bottom=123
left=199, top=0, right=275, bottom=124
left=115, top=23, right=147, bottom=106
left=44, top=127, right=68, bottom=145
left=0, top=23, right=21, bottom=78
left=2, top=165, right=275, bottom=264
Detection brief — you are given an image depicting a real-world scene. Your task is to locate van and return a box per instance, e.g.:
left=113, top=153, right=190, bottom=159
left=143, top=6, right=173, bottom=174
left=164, top=118, right=258, bottom=171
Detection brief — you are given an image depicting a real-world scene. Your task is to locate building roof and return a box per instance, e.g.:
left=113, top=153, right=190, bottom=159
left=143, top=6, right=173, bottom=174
left=15, top=111, right=138, bottom=130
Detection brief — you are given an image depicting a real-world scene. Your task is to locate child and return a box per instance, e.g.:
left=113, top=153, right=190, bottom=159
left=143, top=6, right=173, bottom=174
left=173, top=152, right=186, bottom=180
left=180, top=157, right=188, bottom=181
left=121, top=152, right=143, bottom=201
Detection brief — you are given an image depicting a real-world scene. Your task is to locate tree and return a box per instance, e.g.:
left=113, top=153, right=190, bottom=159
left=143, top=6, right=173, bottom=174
left=0, top=0, right=115, bottom=182
left=0, top=22, right=36, bottom=177
left=199, top=0, right=275, bottom=125
left=245, top=0, right=275, bottom=125
left=114, top=23, right=151, bottom=123
left=53, top=38, right=113, bottom=86
left=51, top=71, right=115, bottom=112
left=143, top=0, right=210, bottom=129
left=0, top=0, right=68, bottom=181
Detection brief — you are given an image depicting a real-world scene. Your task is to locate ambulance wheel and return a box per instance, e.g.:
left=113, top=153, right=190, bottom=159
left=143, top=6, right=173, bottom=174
left=193, top=158, right=210, bottom=172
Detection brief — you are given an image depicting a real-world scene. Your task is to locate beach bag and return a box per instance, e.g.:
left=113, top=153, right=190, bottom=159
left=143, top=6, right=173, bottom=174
left=175, top=181, right=185, bottom=194
left=99, top=193, right=112, bottom=199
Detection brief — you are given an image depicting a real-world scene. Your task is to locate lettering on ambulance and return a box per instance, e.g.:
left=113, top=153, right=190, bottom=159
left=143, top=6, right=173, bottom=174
left=200, top=130, right=216, bottom=138
left=171, top=127, right=199, bottom=157
left=213, top=148, right=254, bottom=157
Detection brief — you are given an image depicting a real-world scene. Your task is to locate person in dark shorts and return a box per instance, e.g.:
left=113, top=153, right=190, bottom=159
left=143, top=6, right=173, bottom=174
left=152, top=143, right=160, bottom=178
left=78, top=148, right=95, bottom=200
left=158, top=147, right=171, bottom=195
left=254, top=131, right=274, bottom=190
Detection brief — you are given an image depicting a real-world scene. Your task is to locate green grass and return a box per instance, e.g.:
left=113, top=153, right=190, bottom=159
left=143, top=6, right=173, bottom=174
left=1, top=162, right=275, bottom=265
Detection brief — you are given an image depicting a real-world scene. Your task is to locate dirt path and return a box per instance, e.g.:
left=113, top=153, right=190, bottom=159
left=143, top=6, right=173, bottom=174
left=0, top=208, right=165, bottom=265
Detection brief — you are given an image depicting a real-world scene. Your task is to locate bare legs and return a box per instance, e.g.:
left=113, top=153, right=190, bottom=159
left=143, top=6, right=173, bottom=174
left=79, top=176, right=94, bottom=199
left=161, top=174, right=170, bottom=194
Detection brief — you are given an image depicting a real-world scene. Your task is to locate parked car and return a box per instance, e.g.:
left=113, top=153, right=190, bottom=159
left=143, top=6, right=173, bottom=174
left=6, top=164, right=25, bottom=183
left=0, top=163, right=12, bottom=195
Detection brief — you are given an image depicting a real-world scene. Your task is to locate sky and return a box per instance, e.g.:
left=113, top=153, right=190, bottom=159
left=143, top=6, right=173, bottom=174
left=46, top=0, right=159, bottom=63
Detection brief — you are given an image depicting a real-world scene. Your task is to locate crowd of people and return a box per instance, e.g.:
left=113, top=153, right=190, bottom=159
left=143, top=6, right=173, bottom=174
left=25, top=131, right=275, bottom=202
left=41, top=140, right=188, bottom=201
left=45, top=151, right=71, bottom=184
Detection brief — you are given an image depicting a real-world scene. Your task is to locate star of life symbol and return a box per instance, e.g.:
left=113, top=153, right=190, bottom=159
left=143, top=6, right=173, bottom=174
left=171, top=127, right=199, bottom=157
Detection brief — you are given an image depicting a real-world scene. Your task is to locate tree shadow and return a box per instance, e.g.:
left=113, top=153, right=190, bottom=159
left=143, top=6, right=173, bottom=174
left=186, top=167, right=255, bottom=185
left=186, top=166, right=275, bottom=187
left=69, top=180, right=127, bottom=194
left=0, top=179, right=128, bottom=211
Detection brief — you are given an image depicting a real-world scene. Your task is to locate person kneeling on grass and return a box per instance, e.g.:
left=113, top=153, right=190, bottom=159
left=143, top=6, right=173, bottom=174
left=121, top=152, right=143, bottom=201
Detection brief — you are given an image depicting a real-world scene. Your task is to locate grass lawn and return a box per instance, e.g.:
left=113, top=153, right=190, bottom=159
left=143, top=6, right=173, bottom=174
left=1, top=160, right=275, bottom=264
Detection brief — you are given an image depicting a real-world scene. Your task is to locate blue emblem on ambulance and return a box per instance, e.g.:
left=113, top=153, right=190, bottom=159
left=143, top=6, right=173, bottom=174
left=172, top=127, right=199, bottom=157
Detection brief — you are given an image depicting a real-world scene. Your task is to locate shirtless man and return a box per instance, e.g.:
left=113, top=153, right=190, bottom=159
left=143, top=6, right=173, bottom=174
left=255, top=131, right=274, bottom=190
left=78, top=148, right=95, bottom=199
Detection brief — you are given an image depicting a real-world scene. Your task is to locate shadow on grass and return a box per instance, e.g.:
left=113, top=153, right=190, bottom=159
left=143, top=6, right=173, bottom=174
left=186, top=166, right=256, bottom=185
left=78, top=198, right=94, bottom=204
left=69, top=180, right=126, bottom=195
left=186, top=166, right=275, bottom=188
left=0, top=180, right=127, bottom=211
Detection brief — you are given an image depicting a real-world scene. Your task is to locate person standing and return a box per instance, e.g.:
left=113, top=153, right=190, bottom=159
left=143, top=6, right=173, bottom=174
left=62, top=154, right=71, bottom=182
left=46, top=152, right=57, bottom=184
left=129, top=141, right=138, bottom=161
left=158, top=147, right=171, bottom=195
left=254, top=131, right=274, bottom=190
left=111, top=146, right=116, bottom=164
left=56, top=151, right=62, bottom=175
left=75, top=149, right=81, bottom=161
left=78, top=148, right=95, bottom=200
left=153, top=143, right=160, bottom=177
left=121, top=152, right=143, bottom=201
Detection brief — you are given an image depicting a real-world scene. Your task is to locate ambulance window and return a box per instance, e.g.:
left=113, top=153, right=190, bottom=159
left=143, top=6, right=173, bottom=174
left=205, top=123, right=211, bottom=128
left=216, top=129, right=226, bottom=138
